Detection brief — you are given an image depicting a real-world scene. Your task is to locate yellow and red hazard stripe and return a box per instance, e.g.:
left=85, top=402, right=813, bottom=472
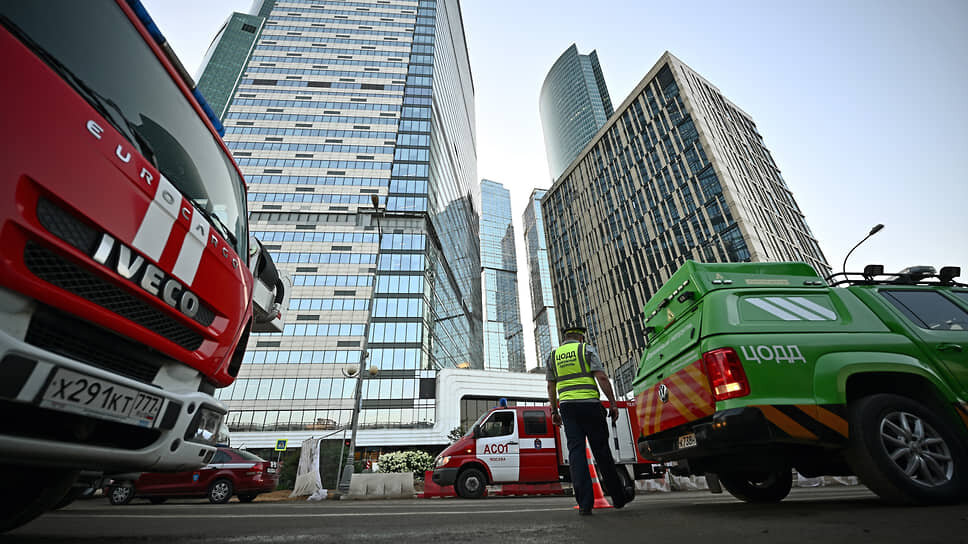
left=636, top=360, right=716, bottom=436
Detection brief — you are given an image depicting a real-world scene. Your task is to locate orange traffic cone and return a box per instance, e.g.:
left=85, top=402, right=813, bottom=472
left=573, top=441, right=613, bottom=510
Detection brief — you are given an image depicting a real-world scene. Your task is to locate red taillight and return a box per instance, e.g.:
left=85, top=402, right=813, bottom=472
left=701, top=348, right=750, bottom=401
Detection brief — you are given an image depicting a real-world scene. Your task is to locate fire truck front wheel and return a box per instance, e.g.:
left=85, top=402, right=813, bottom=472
left=0, top=465, right=78, bottom=532
left=456, top=468, right=486, bottom=499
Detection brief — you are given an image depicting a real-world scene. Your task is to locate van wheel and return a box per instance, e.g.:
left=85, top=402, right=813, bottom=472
left=846, top=394, right=967, bottom=505
left=456, top=468, right=486, bottom=499
left=0, top=467, right=77, bottom=532
left=108, top=484, right=135, bottom=506
left=208, top=479, right=234, bottom=504
left=719, top=467, right=792, bottom=503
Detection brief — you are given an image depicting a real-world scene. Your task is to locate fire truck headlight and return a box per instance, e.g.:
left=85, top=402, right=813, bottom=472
left=435, top=456, right=451, bottom=468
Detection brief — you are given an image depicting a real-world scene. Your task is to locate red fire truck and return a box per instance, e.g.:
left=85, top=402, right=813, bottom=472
left=432, top=402, right=656, bottom=498
left=0, top=1, right=285, bottom=530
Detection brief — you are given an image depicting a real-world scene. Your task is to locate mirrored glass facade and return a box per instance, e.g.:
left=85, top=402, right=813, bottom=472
left=542, top=53, right=830, bottom=396
left=539, top=44, right=613, bottom=180
left=196, top=12, right=265, bottom=119
left=479, top=180, right=526, bottom=372
left=203, top=0, right=482, bottom=437
left=522, top=189, right=558, bottom=368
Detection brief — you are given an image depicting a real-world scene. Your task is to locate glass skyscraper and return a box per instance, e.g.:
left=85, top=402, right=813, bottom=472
left=479, top=179, right=525, bottom=373
left=196, top=12, right=266, bottom=119
left=542, top=52, right=829, bottom=396
left=522, top=189, right=558, bottom=368
left=201, top=0, right=482, bottom=444
left=539, top=44, right=613, bottom=180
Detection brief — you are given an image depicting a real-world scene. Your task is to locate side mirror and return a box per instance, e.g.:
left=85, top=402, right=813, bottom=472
left=472, top=424, right=480, bottom=439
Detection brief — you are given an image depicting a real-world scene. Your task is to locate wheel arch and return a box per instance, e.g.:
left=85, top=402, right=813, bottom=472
left=457, top=461, right=491, bottom=484
left=813, top=351, right=955, bottom=406
left=843, top=371, right=968, bottom=445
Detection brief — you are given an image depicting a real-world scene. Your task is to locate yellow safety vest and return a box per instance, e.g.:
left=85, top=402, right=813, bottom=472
left=552, top=343, right=599, bottom=401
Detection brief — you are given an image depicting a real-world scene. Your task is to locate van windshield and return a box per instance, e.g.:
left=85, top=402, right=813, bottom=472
left=0, top=1, right=247, bottom=255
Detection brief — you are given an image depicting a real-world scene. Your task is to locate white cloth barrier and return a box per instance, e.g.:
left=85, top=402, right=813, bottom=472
left=290, top=438, right=324, bottom=498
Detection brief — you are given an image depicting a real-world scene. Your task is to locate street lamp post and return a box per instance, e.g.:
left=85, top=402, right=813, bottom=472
left=338, top=195, right=383, bottom=493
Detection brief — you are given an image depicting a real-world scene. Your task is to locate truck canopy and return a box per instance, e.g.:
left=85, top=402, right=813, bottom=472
left=642, top=261, right=825, bottom=338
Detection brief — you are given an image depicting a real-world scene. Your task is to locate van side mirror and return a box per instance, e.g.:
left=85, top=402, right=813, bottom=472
left=472, top=424, right=480, bottom=439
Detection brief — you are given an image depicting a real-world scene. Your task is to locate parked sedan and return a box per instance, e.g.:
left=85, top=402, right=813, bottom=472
left=106, top=447, right=278, bottom=505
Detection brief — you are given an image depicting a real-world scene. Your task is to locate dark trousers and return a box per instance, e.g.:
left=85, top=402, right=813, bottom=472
left=560, top=402, right=627, bottom=510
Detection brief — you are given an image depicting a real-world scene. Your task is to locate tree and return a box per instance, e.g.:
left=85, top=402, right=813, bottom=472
left=447, top=426, right=465, bottom=443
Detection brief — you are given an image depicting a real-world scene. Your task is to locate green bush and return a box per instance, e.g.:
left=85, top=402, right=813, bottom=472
left=377, top=450, right=434, bottom=475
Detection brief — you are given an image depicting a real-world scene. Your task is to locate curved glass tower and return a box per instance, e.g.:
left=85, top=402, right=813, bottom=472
left=539, top=44, right=613, bottom=180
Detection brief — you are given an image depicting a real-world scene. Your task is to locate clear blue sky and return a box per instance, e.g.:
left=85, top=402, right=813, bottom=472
left=147, top=0, right=968, bottom=368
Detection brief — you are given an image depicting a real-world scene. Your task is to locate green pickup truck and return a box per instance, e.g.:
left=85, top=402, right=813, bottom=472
left=633, top=261, right=968, bottom=504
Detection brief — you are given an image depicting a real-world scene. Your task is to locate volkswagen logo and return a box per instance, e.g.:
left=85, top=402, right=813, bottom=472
left=657, top=384, right=670, bottom=403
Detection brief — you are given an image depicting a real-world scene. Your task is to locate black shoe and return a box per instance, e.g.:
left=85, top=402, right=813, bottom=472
left=612, top=501, right=625, bottom=509
left=578, top=508, right=593, bottom=516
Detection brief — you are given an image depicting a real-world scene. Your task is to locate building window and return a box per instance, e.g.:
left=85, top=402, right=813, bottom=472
left=241, top=23, right=257, bottom=33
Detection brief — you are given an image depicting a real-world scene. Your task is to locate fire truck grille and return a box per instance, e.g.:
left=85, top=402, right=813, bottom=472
left=36, top=198, right=100, bottom=255
left=23, top=242, right=204, bottom=351
left=25, top=306, right=165, bottom=385
left=34, top=198, right=215, bottom=327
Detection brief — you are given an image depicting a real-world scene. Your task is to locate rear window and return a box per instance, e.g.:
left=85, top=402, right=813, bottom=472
left=881, top=290, right=968, bottom=331
left=235, top=449, right=265, bottom=462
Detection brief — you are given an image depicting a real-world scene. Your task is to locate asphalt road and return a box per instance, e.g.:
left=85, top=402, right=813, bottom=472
left=8, top=487, right=968, bottom=544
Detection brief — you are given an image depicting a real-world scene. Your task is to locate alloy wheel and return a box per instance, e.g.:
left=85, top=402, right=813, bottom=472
left=211, top=482, right=231, bottom=502
left=879, top=410, right=954, bottom=487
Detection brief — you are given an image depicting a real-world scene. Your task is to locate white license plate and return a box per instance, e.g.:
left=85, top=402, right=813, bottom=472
left=40, top=368, right=163, bottom=427
left=677, top=433, right=697, bottom=450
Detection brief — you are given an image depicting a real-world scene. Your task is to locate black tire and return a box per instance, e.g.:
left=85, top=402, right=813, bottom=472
left=107, top=484, right=134, bottom=506
left=0, top=467, right=78, bottom=531
left=208, top=478, right=234, bottom=504
left=455, top=468, right=486, bottom=499
left=719, top=467, right=793, bottom=503
left=149, top=498, right=168, bottom=505
left=599, top=465, right=636, bottom=503
left=237, top=494, right=258, bottom=503
left=846, top=393, right=968, bottom=505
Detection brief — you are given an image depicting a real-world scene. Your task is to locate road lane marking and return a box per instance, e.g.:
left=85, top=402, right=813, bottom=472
left=51, top=507, right=574, bottom=519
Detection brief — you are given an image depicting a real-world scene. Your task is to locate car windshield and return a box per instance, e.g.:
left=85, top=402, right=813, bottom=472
left=235, top=449, right=264, bottom=462
left=0, top=1, right=247, bottom=255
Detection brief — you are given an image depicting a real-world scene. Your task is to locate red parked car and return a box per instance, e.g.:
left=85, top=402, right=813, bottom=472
left=106, top=447, right=278, bottom=505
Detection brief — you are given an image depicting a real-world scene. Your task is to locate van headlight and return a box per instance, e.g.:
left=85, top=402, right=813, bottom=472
left=435, top=456, right=451, bottom=468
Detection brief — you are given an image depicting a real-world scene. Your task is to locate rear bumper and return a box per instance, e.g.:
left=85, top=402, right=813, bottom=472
left=432, top=467, right=458, bottom=487
left=0, top=300, right=224, bottom=473
left=237, top=481, right=278, bottom=494
left=638, top=407, right=773, bottom=462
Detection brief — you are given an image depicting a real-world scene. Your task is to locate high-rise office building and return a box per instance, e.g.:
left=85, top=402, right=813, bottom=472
left=539, top=44, right=613, bottom=180
left=522, top=188, right=559, bottom=368
left=196, top=12, right=266, bottom=119
left=479, top=179, right=526, bottom=373
left=542, top=52, right=829, bottom=395
left=202, top=0, right=483, bottom=446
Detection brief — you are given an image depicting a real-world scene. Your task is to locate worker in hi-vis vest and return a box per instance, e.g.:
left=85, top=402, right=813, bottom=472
left=546, top=325, right=630, bottom=515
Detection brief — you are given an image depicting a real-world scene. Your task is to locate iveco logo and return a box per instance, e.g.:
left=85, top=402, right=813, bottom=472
left=658, top=384, right=670, bottom=404
left=92, top=233, right=201, bottom=319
